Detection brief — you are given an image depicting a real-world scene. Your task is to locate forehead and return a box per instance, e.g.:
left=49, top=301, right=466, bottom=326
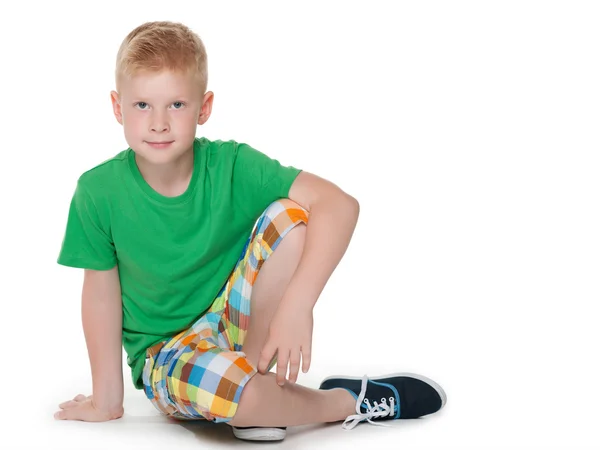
left=120, top=69, right=199, bottom=99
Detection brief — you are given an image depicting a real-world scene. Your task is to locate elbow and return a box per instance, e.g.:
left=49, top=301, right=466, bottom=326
left=343, top=193, right=360, bottom=220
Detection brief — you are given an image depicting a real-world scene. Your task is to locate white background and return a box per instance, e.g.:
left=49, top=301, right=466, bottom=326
left=1, top=1, right=599, bottom=449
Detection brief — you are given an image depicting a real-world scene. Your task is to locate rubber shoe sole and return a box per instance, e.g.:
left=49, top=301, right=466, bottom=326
left=232, top=426, right=287, bottom=441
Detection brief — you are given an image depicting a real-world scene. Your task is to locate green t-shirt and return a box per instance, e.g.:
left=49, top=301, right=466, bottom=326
left=57, top=137, right=302, bottom=389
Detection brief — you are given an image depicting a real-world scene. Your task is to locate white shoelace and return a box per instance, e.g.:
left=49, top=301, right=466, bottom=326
left=342, top=375, right=396, bottom=430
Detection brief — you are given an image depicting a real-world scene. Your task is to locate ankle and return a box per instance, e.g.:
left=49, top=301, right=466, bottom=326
left=328, top=388, right=357, bottom=417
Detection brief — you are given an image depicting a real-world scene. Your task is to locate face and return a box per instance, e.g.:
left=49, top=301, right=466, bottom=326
left=110, top=69, right=213, bottom=165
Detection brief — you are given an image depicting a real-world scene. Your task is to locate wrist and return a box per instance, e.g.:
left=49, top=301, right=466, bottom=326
left=93, top=400, right=124, bottom=419
left=92, top=377, right=123, bottom=414
left=277, top=295, right=314, bottom=314
left=281, top=278, right=319, bottom=311
left=92, top=397, right=124, bottom=418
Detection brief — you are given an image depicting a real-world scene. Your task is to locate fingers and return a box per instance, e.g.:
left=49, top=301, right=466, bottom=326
left=259, top=341, right=310, bottom=385
left=257, top=341, right=276, bottom=374
left=288, top=350, right=301, bottom=384
left=276, top=350, right=290, bottom=386
left=59, top=394, right=87, bottom=409
left=55, top=408, right=79, bottom=421
left=54, top=399, right=106, bottom=422
left=301, top=345, right=312, bottom=374
left=289, top=344, right=311, bottom=383
left=54, top=396, right=120, bottom=422
left=59, top=400, right=79, bottom=410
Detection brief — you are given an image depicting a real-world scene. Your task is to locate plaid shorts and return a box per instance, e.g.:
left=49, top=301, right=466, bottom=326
left=142, top=199, right=309, bottom=423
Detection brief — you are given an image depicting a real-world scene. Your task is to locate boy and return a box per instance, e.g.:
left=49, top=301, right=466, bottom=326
left=54, top=21, right=446, bottom=441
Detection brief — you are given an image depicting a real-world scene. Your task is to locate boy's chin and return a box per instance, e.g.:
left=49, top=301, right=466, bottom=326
left=135, top=147, right=194, bottom=165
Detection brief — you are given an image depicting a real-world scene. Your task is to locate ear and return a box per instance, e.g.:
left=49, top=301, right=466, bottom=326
left=197, top=91, right=214, bottom=125
left=110, top=91, right=123, bottom=125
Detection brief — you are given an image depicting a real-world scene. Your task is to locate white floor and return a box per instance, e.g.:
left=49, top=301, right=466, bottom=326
left=38, top=388, right=453, bottom=450
left=12, top=352, right=600, bottom=449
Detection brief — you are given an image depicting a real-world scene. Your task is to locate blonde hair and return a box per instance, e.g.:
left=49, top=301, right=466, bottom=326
left=115, top=21, right=208, bottom=95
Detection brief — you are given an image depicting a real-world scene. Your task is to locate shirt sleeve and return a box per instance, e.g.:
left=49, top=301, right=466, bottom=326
left=57, top=179, right=117, bottom=270
left=232, top=142, right=302, bottom=221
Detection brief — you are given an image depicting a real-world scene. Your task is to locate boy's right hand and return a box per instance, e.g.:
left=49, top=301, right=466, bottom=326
left=54, top=394, right=124, bottom=422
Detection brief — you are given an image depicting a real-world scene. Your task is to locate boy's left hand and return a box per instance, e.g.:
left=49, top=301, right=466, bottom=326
left=257, top=303, right=313, bottom=385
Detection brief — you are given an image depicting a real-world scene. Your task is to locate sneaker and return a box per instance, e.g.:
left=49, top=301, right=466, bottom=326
left=232, top=426, right=287, bottom=441
left=319, top=372, right=447, bottom=430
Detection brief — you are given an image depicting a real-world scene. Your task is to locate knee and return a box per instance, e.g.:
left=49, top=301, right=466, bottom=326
left=265, top=198, right=310, bottom=223
left=268, top=198, right=305, bottom=212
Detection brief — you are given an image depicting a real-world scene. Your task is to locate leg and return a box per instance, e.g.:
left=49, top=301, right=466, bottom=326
left=241, top=223, right=306, bottom=366
left=144, top=199, right=446, bottom=431
left=229, top=218, right=359, bottom=427
left=230, top=217, right=447, bottom=430
left=226, top=202, right=358, bottom=427
left=143, top=199, right=319, bottom=424
left=228, top=211, right=446, bottom=428
left=229, top=373, right=356, bottom=427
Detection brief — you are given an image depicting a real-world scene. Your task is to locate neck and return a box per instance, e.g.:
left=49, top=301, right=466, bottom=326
left=135, top=148, right=194, bottom=197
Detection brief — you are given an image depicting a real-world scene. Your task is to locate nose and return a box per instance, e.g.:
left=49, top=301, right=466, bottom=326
left=150, top=111, right=169, bottom=133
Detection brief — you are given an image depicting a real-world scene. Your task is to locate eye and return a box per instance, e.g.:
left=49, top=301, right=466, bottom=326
left=172, top=101, right=185, bottom=109
left=135, top=102, right=148, bottom=110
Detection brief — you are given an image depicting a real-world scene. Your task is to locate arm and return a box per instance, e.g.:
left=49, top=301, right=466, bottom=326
left=55, top=266, right=124, bottom=421
left=282, top=171, right=360, bottom=309
left=82, top=266, right=125, bottom=417
left=257, top=171, right=360, bottom=383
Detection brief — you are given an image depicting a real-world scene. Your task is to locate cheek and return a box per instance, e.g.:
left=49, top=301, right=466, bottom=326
left=123, top=113, right=143, bottom=132
left=175, top=112, right=199, bottom=131
left=179, top=110, right=198, bottom=124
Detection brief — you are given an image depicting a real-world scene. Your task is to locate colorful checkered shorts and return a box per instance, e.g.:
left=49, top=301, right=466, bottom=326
left=142, top=199, right=309, bottom=423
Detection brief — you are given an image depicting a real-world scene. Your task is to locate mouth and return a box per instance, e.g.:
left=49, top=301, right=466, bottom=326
left=146, top=141, right=174, bottom=149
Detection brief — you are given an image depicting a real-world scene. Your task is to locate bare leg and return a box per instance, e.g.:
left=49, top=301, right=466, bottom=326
left=230, top=222, right=356, bottom=428
left=229, top=374, right=356, bottom=427
left=241, top=223, right=306, bottom=366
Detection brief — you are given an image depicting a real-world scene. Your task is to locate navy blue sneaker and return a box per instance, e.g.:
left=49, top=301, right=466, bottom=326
left=232, top=426, right=287, bottom=441
left=320, top=373, right=446, bottom=430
